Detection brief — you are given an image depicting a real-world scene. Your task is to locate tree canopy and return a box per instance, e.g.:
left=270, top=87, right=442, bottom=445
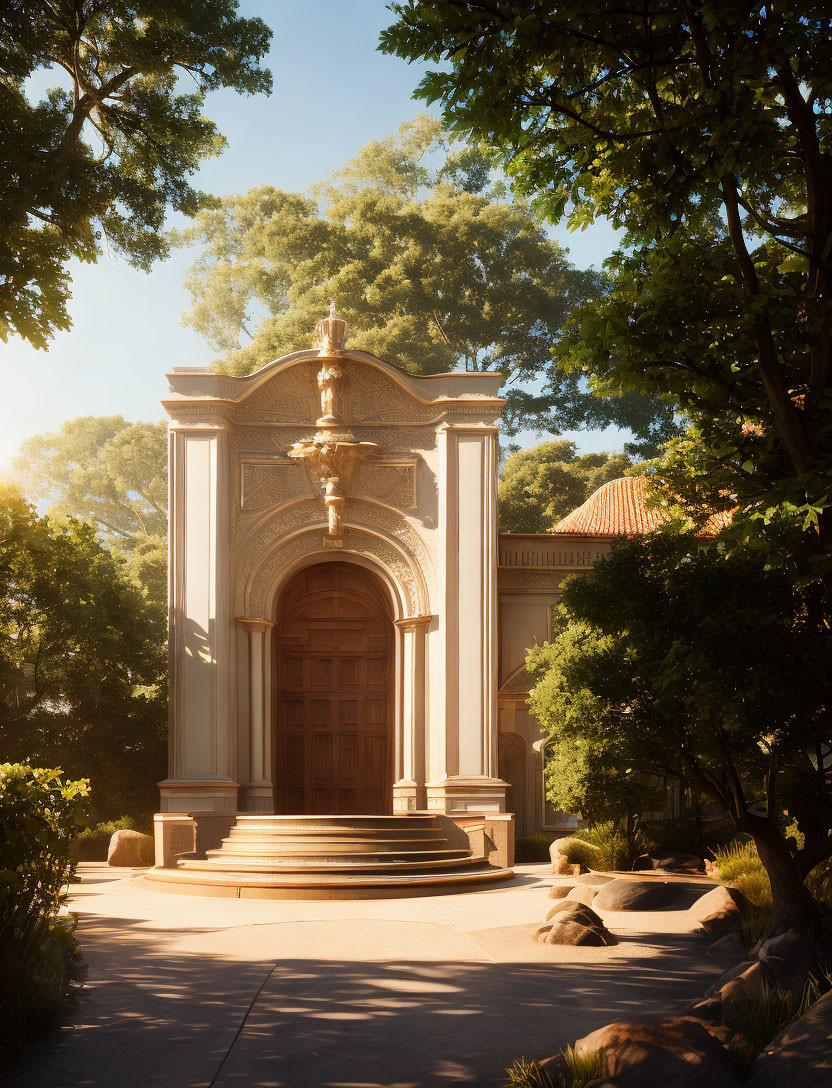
left=527, top=534, right=832, bottom=931
left=177, top=116, right=677, bottom=439
left=11, top=416, right=167, bottom=549
left=381, top=3, right=832, bottom=583
left=0, top=486, right=165, bottom=819
left=1, top=0, right=272, bottom=349
left=499, top=441, right=631, bottom=533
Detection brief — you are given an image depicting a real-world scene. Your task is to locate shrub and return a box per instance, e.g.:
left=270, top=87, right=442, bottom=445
left=74, top=816, right=136, bottom=861
left=576, top=822, right=638, bottom=871
left=553, top=836, right=603, bottom=870
left=515, top=833, right=552, bottom=863
left=638, top=816, right=703, bottom=859
left=0, top=763, right=89, bottom=1058
left=710, top=840, right=773, bottom=909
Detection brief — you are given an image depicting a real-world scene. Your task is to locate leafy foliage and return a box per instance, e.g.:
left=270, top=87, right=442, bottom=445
left=513, top=832, right=552, bottom=863
left=0, top=763, right=89, bottom=1057
left=527, top=533, right=832, bottom=929
left=12, top=416, right=167, bottom=551
left=177, top=116, right=673, bottom=439
left=381, top=2, right=832, bottom=581
left=499, top=441, right=632, bottom=532
left=0, top=485, right=166, bottom=821
left=575, top=822, right=640, bottom=872
left=1, top=0, right=272, bottom=348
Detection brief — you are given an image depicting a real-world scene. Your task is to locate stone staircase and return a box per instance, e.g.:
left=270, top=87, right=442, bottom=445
left=143, top=814, right=514, bottom=899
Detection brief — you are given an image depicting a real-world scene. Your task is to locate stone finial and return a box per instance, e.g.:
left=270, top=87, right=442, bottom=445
left=313, top=300, right=349, bottom=355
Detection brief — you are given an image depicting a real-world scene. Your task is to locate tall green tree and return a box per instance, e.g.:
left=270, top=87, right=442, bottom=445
left=527, top=534, right=832, bottom=932
left=1, top=0, right=272, bottom=348
left=0, top=486, right=165, bottom=819
left=12, top=416, right=167, bottom=549
left=178, top=117, right=676, bottom=439
left=499, top=441, right=631, bottom=532
left=381, top=3, right=832, bottom=582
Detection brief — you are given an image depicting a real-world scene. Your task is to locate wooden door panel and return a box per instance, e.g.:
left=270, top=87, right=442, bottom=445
left=274, top=562, right=393, bottom=815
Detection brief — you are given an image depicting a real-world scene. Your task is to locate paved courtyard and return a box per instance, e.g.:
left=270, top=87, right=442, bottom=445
left=8, top=864, right=732, bottom=1088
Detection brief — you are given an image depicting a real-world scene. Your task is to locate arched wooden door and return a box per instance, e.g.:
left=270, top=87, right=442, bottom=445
left=273, top=562, right=394, bottom=815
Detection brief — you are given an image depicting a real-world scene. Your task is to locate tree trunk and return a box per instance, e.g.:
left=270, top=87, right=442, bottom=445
left=742, top=814, right=822, bottom=933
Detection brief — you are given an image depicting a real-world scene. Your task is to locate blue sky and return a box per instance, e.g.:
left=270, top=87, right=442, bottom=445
left=1, top=0, right=626, bottom=469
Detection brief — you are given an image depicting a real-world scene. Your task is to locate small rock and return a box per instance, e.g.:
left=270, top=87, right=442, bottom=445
left=745, top=988, right=832, bottom=1087
left=107, top=829, right=154, bottom=867
left=707, top=932, right=747, bottom=960
left=573, top=1015, right=741, bottom=1087
left=592, top=878, right=688, bottom=912
left=551, top=852, right=573, bottom=875
left=548, top=883, right=577, bottom=899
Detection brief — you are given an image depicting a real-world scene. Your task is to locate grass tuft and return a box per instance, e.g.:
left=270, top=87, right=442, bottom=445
left=502, top=1058, right=553, bottom=1088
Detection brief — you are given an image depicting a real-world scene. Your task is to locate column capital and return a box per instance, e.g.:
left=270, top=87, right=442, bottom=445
left=236, top=616, right=274, bottom=633
left=393, top=614, right=434, bottom=632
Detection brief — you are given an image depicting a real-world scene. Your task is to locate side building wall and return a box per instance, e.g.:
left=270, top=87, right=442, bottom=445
left=496, top=532, right=613, bottom=838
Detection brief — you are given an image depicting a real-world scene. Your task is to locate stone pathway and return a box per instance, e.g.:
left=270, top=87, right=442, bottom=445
left=7, top=864, right=732, bottom=1088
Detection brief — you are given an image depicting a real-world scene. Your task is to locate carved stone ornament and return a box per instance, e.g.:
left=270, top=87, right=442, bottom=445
left=354, top=459, right=417, bottom=509
left=234, top=497, right=433, bottom=615
left=499, top=664, right=536, bottom=695
left=498, top=570, right=563, bottom=590
left=240, top=461, right=305, bottom=510
left=313, top=300, right=349, bottom=356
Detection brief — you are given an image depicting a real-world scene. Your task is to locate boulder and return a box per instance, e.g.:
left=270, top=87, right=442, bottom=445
left=691, top=885, right=747, bottom=934
left=692, top=885, right=748, bottom=920
left=573, top=1015, right=741, bottom=1087
left=718, top=960, right=776, bottom=1010
left=549, top=836, right=601, bottom=875
left=544, top=919, right=616, bottom=946
left=548, top=883, right=577, bottom=899
left=566, top=884, right=601, bottom=907
left=760, top=933, right=821, bottom=1003
left=705, top=958, right=757, bottom=997
left=551, top=851, right=574, bottom=875
left=707, top=933, right=748, bottom=960
left=107, top=829, right=154, bottom=867
left=592, top=878, right=688, bottom=911
left=745, top=989, right=832, bottom=1087
left=653, top=852, right=705, bottom=873
left=545, top=901, right=604, bottom=926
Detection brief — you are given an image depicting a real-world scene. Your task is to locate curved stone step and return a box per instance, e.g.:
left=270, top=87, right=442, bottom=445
left=181, top=854, right=486, bottom=874
left=212, top=838, right=455, bottom=855
left=143, top=864, right=514, bottom=900
left=206, top=848, right=471, bottom=864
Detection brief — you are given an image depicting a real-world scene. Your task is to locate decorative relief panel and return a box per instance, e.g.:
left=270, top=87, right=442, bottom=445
left=498, top=570, right=563, bottom=590
left=234, top=363, right=318, bottom=424
left=345, top=364, right=438, bottom=423
left=240, top=460, right=307, bottom=510
left=353, top=459, right=417, bottom=510
left=499, top=665, right=535, bottom=695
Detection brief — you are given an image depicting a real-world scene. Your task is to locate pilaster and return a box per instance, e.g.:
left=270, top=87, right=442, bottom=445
left=392, top=614, right=432, bottom=812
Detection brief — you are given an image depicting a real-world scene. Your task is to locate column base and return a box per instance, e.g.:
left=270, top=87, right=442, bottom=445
left=157, top=777, right=239, bottom=813
left=238, top=781, right=274, bottom=812
left=425, top=775, right=508, bottom=815
left=392, top=778, right=426, bottom=813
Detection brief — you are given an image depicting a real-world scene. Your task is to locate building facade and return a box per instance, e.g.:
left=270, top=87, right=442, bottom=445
left=160, top=312, right=630, bottom=837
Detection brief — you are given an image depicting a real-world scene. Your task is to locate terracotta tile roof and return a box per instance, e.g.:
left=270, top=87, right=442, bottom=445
left=553, top=476, right=732, bottom=537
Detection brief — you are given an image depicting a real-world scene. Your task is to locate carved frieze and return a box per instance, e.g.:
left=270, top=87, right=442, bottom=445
left=354, top=459, right=417, bottom=510
left=498, top=570, right=563, bottom=590
left=234, top=363, right=319, bottom=424
left=240, top=460, right=307, bottom=510
left=345, top=364, right=438, bottom=424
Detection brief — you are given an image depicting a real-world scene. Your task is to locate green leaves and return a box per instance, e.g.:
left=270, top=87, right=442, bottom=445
left=382, top=1, right=832, bottom=586
left=1, top=0, right=272, bottom=348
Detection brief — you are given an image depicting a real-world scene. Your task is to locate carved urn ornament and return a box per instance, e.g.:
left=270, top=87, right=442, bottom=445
left=288, top=303, right=381, bottom=539
left=313, top=299, right=349, bottom=356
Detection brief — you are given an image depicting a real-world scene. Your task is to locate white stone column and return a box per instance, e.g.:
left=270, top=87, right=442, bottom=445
left=392, top=614, right=432, bottom=813
left=428, top=423, right=506, bottom=814
left=158, top=424, right=238, bottom=812
left=237, top=617, right=274, bottom=811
